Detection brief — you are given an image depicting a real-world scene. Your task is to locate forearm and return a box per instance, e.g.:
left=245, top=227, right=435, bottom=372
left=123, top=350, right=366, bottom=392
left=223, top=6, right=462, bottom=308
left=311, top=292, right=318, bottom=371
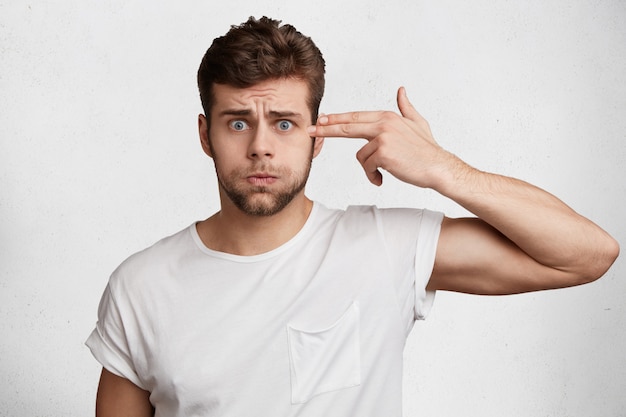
left=433, top=153, right=619, bottom=280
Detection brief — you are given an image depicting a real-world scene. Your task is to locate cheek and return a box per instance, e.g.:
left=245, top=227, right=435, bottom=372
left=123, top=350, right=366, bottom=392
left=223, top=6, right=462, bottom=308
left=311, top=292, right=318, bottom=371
left=209, top=133, right=246, bottom=159
left=209, top=144, right=235, bottom=174
left=286, top=133, right=315, bottom=153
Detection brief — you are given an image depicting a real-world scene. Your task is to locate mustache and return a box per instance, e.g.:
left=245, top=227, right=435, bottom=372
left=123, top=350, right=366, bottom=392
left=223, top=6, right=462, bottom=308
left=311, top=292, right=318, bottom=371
left=238, top=164, right=287, bottom=176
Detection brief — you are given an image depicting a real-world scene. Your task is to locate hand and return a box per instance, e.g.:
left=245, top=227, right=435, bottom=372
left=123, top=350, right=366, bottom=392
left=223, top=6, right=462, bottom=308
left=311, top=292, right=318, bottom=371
left=307, top=87, right=454, bottom=188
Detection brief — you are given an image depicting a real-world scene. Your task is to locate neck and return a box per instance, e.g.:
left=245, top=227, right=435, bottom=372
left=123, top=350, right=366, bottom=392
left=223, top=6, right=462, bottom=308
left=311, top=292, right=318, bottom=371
left=196, top=193, right=314, bottom=256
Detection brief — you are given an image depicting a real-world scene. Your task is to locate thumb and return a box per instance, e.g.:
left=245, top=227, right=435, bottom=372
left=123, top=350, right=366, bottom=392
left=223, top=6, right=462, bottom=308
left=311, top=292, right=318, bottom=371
left=396, top=87, right=423, bottom=122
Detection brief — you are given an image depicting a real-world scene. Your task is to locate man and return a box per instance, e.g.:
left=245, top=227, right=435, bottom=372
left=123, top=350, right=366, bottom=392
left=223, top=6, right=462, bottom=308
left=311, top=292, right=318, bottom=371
left=86, top=16, right=619, bottom=416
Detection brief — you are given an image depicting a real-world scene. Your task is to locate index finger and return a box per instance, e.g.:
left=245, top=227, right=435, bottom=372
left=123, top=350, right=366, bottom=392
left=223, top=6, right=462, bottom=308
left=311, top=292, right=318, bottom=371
left=319, top=110, right=387, bottom=125
left=307, top=111, right=387, bottom=139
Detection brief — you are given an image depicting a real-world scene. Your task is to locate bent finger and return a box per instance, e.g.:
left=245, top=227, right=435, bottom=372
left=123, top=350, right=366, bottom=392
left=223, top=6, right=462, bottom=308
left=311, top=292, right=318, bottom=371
left=360, top=155, right=383, bottom=186
left=355, top=142, right=384, bottom=186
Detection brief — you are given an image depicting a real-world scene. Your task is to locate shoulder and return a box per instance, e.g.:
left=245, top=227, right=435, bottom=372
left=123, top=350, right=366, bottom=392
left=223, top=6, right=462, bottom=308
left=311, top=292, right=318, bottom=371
left=336, top=204, right=441, bottom=228
left=309, top=203, right=436, bottom=240
left=108, top=224, right=197, bottom=290
left=325, top=204, right=444, bottom=247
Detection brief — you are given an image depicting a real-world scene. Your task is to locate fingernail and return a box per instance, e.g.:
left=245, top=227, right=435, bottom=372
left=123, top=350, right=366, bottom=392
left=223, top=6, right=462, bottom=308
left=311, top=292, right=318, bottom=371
left=307, top=126, right=316, bottom=134
left=319, top=116, right=328, bottom=124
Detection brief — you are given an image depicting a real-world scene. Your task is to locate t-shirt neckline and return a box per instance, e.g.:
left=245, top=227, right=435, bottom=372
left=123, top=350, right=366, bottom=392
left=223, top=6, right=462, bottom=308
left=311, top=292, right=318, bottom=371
left=189, top=202, right=320, bottom=263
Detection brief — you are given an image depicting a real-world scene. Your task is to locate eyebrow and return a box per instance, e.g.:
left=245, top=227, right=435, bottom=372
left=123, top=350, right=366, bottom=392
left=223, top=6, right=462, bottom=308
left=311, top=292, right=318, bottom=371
left=268, top=110, right=303, bottom=119
left=218, top=109, right=252, bottom=117
left=218, top=109, right=304, bottom=119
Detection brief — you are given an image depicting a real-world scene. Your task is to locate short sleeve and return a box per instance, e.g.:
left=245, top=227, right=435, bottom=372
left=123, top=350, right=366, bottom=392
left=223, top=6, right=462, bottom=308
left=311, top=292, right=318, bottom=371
left=412, top=209, right=443, bottom=320
left=85, top=283, right=146, bottom=390
left=376, top=207, right=443, bottom=331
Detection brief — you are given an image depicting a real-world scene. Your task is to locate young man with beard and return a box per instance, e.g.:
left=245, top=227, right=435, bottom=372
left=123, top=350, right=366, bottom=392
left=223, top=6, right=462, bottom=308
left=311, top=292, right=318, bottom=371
left=87, top=16, right=619, bottom=417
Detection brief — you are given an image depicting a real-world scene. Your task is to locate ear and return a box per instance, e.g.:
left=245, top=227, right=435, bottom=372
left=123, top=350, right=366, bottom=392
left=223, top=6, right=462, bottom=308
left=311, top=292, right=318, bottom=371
left=198, top=114, right=213, bottom=158
left=312, top=136, right=324, bottom=158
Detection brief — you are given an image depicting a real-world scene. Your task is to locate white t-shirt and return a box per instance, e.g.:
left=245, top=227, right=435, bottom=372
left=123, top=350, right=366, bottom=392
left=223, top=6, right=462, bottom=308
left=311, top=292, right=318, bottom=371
left=86, top=203, right=443, bottom=416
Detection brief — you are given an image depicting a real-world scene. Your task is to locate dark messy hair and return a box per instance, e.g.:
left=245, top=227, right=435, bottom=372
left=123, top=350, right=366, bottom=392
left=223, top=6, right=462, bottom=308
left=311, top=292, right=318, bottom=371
left=197, top=16, right=325, bottom=128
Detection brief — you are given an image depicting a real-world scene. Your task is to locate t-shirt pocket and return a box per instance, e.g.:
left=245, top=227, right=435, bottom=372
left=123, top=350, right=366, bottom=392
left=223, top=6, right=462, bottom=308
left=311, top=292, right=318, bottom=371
left=286, top=301, right=361, bottom=404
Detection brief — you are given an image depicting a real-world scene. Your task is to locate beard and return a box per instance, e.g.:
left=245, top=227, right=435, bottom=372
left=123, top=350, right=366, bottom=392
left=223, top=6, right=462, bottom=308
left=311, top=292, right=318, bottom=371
left=215, top=158, right=313, bottom=217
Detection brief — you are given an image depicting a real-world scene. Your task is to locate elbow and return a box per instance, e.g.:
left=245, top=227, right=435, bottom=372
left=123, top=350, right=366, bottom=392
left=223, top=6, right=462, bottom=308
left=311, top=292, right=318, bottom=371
left=577, top=235, right=620, bottom=285
left=599, top=235, right=620, bottom=277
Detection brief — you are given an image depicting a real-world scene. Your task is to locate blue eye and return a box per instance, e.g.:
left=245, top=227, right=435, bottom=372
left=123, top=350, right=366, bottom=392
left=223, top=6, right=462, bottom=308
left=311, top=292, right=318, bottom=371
left=277, top=120, right=293, bottom=131
left=230, top=120, right=248, bottom=131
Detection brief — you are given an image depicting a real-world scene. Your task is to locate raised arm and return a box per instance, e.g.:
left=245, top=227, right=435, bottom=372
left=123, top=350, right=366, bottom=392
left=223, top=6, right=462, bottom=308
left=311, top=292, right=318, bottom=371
left=307, top=88, right=619, bottom=294
left=96, top=368, right=154, bottom=417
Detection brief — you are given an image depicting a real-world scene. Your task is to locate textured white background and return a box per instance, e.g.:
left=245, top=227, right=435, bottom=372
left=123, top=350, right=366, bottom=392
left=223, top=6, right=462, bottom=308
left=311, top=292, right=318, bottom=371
left=1, top=1, right=625, bottom=416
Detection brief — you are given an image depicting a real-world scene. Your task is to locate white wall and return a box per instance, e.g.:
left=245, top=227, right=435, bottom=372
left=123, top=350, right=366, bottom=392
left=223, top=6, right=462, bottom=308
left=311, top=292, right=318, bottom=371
left=1, top=1, right=624, bottom=416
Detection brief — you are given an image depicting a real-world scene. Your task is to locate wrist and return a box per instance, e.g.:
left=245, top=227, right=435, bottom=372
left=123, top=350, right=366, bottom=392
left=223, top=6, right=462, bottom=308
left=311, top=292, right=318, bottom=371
left=426, top=151, right=477, bottom=197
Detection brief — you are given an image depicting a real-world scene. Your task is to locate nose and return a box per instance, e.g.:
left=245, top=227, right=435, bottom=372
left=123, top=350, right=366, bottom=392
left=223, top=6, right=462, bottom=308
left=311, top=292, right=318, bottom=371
left=248, top=122, right=274, bottom=160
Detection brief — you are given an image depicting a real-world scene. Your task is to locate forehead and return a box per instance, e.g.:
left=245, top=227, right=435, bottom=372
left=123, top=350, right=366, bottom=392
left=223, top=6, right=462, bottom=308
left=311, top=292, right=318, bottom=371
left=211, top=79, right=310, bottom=115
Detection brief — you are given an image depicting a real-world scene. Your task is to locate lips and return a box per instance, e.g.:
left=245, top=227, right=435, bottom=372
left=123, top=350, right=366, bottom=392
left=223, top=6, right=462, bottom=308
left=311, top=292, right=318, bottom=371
left=246, top=173, right=278, bottom=186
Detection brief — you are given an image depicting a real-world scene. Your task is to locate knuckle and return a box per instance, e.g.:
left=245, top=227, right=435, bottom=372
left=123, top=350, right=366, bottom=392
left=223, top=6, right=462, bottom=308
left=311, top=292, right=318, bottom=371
left=381, top=111, right=396, bottom=122
left=378, top=123, right=391, bottom=134
left=377, top=153, right=391, bottom=167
